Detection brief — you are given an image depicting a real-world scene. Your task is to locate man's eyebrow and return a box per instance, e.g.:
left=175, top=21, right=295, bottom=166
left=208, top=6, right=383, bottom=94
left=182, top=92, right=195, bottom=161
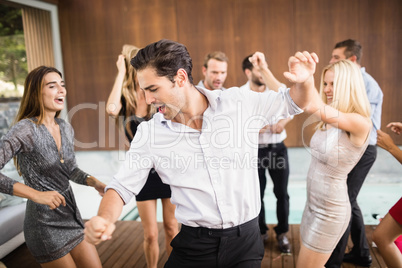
left=142, top=85, right=156, bottom=90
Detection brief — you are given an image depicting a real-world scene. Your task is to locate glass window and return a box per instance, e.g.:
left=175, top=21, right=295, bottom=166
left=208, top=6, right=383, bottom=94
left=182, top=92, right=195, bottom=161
left=0, top=3, right=27, bottom=99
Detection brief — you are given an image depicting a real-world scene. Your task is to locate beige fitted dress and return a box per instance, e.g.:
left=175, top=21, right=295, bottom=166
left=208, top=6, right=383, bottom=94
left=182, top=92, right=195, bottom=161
left=300, top=127, right=369, bottom=253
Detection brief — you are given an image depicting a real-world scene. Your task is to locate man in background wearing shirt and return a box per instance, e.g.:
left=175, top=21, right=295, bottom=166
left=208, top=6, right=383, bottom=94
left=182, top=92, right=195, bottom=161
left=325, top=39, right=383, bottom=268
left=240, top=52, right=293, bottom=254
left=197, top=51, right=228, bottom=90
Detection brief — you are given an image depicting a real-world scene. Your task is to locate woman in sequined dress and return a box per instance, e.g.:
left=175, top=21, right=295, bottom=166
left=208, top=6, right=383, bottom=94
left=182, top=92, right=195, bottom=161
left=106, top=44, right=178, bottom=268
left=295, top=59, right=372, bottom=268
left=0, top=66, right=105, bottom=267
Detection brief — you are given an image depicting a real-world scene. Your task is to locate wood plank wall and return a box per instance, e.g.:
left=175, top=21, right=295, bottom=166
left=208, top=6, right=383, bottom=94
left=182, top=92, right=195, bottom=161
left=57, top=0, right=402, bottom=150
left=22, top=7, right=54, bottom=71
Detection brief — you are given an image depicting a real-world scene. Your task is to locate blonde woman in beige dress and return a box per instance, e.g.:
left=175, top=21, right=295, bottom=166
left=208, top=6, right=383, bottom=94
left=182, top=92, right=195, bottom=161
left=296, top=59, right=372, bottom=268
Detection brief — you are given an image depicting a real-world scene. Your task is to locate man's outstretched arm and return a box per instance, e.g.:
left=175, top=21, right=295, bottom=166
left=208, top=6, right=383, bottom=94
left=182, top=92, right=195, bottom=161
left=249, top=52, right=284, bottom=92
left=84, top=189, right=124, bottom=245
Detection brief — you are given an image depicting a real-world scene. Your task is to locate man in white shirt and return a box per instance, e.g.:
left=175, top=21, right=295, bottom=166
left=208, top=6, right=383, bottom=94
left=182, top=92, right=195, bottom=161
left=240, top=52, right=292, bottom=254
left=197, top=51, right=228, bottom=90
left=84, top=39, right=319, bottom=267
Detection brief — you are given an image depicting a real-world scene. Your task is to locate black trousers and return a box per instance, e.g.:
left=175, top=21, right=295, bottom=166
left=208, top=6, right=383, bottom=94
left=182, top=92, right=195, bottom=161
left=164, top=217, right=264, bottom=268
left=257, top=142, right=290, bottom=236
left=325, top=145, right=377, bottom=268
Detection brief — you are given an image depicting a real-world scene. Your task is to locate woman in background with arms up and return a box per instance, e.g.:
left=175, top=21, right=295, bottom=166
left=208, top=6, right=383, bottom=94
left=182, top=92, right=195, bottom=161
left=0, top=66, right=105, bottom=267
left=106, top=44, right=178, bottom=268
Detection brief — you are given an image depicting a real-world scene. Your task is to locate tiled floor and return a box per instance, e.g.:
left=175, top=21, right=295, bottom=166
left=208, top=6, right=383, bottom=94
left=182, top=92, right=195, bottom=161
left=73, top=146, right=402, bottom=224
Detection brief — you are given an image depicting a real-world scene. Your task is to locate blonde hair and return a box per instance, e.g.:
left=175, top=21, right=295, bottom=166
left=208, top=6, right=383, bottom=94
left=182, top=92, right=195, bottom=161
left=118, top=44, right=155, bottom=139
left=317, top=59, right=371, bottom=130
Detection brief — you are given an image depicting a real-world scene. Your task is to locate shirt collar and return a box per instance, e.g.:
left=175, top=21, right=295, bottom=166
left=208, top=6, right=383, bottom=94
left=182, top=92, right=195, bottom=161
left=195, top=85, right=221, bottom=110
left=158, top=85, right=221, bottom=130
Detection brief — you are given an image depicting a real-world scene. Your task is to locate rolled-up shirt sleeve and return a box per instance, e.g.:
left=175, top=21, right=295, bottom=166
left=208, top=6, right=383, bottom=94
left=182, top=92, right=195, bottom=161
left=242, top=87, right=303, bottom=129
left=105, top=122, right=153, bottom=205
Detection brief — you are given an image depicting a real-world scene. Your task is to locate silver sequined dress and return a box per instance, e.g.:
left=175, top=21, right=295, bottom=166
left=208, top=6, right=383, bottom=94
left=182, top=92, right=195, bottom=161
left=300, top=127, right=368, bottom=253
left=0, top=118, right=89, bottom=263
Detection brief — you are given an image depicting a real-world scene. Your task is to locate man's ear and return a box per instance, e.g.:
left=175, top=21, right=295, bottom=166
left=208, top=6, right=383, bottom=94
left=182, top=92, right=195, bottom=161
left=202, top=66, right=207, bottom=76
left=245, top=69, right=252, bottom=80
left=348, top=55, right=357, bottom=63
left=176, top=68, right=188, bottom=87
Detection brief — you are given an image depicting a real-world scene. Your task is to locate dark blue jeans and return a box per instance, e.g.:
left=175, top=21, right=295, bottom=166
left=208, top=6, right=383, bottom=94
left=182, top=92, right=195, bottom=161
left=257, top=141, right=290, bottom=236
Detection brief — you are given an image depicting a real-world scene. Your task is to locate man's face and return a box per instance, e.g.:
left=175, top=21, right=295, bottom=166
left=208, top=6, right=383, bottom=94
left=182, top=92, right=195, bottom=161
left=329, top=47, right=347, bottom=64
left=250, top=68, right=265, bottom=87
left=137, top=67, right=185, bottom=121
left=202, top=59, right=228, bottom=90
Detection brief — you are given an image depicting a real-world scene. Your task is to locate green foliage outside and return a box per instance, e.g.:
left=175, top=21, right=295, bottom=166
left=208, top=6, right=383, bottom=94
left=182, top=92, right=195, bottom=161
left=0, top=4, right=27, bottom=98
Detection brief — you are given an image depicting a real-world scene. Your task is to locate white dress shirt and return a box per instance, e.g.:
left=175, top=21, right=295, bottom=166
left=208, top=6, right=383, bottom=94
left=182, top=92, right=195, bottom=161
left=240, top=81, right=291, bottom=145
left=106, top=86, right=302, bottom=228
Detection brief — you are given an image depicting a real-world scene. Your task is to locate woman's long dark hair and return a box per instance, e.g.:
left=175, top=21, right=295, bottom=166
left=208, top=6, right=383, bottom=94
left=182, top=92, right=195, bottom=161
left=14, top=66, right=62, bottom=125
left=13, top=66, right=62, bottom=174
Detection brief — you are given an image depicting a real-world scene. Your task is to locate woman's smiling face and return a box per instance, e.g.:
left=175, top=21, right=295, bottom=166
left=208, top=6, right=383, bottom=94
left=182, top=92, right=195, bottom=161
left=323, top=69, right=334, bottom=104
left=42, top=72, right=66, bottom=113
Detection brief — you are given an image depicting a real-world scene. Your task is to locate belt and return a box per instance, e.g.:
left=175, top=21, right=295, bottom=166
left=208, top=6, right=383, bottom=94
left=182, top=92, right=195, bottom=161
left=258, top=141, right=284, bottom=149
left=180, top=217, right=258, bottom=237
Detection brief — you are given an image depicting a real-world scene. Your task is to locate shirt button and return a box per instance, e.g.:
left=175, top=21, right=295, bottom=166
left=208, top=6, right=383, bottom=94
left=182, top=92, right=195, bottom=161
left=208, top=231, right=213, bottom=236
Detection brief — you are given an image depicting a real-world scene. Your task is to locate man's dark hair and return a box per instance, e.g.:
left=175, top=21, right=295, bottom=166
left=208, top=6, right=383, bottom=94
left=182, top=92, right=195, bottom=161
left=131, top=39, right=194, bottom=84
left=334, top=39, right=363, bottom=64
left=241, top=54, right=254, bottom=72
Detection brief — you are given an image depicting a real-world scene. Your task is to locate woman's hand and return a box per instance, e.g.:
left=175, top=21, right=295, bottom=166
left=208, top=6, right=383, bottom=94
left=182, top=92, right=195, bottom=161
left=116, top=54, right=126, bottom=74
left=13, top=182, right=65, bottom=209
left=32, top=191, right=66, bottom=209
left=377, top=129, right=396, bottom=151
left=284, top=51, right=318, bottom=84
left=387, top=122, right=402, bottom=135
left=377, top=129, right=402, bottom=164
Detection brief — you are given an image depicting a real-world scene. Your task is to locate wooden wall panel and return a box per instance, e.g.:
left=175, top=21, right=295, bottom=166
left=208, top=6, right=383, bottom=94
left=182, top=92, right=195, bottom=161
left=58, top=0, right=123, bottom=150
left=175, top=0, right=237, bottom=88
left=290, top=0, right=362, bottom=147
left=360, top=0, right=402, bottom=145
left=123, top=0, right=178, bottom=45
left=231, top=0, right=300, bottom=146
left=57, top=0, right=402, bottom=150
left=21, top=7, right=54, bottom=70
left=58, top=0, right=178, bottom=150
